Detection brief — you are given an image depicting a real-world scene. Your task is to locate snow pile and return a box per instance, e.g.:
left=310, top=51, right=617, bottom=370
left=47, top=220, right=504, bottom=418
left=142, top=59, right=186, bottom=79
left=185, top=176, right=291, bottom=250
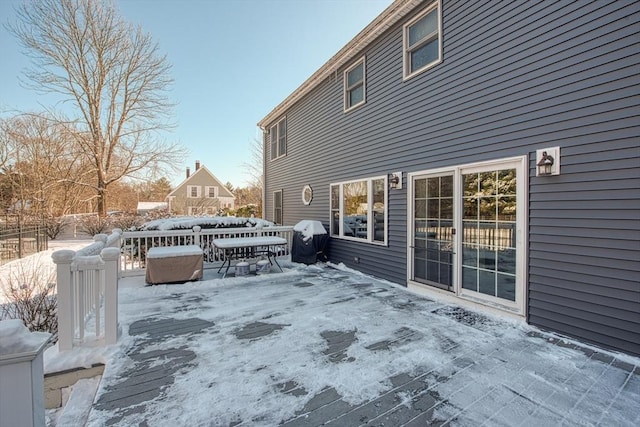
left=293, top=220, right=327, bottom=241
left=138, top=216, right=275, bottom=231
left=0, top=319, right=50, bottom=356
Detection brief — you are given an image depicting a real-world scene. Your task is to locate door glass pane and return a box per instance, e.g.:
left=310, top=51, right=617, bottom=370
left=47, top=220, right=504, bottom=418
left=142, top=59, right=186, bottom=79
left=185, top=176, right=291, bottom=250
left=461, top=169, right=517, bottom=301
left=413, top=175, right=453, bottom=290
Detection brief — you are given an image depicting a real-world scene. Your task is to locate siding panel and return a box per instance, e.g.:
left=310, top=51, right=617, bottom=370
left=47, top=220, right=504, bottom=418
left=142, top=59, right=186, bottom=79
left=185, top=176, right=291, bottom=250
left=262, top=0, right=640, bottom=355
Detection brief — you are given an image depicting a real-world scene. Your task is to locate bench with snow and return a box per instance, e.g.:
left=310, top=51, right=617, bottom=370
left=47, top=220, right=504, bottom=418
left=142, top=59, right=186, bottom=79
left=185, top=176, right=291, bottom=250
left=145, top=245, right=203, bottom=285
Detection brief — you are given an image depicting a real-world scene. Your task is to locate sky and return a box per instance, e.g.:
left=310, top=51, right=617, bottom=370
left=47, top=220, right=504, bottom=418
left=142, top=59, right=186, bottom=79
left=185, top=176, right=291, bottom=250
left=0, top=0, right=392, bottom=188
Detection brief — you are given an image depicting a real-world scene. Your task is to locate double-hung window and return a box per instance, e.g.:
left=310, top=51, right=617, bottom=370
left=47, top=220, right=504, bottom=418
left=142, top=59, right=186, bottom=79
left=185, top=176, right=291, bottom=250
left=270, top=118, right=287, bottom=160
left=188, top=185, right=200, bottom=198
left=273, top=190, right=283, bottom=225
left=344, top=57, right=366, bottom=112
left=206, top=186, right=218, bottom=198
left=403, top=1, right=442, bottom=79
left=330, top=176, right=387, bottom=244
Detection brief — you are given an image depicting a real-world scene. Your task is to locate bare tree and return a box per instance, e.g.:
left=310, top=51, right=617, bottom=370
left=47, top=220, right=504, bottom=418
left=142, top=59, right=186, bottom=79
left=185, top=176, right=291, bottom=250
left=10, top=0, right=186, bottom=216
left=243, top=136, right=264, bottom=189
left=0, top=113, right=95, bottom=217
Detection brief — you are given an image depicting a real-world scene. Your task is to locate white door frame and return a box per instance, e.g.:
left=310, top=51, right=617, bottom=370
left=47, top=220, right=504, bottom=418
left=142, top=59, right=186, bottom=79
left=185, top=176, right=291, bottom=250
left=407, top=156, right=528, bottom=316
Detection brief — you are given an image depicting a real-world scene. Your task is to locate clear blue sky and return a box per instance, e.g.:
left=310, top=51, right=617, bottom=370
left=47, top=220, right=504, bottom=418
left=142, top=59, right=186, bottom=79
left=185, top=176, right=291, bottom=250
left=0, top=0, right=392, bottom=188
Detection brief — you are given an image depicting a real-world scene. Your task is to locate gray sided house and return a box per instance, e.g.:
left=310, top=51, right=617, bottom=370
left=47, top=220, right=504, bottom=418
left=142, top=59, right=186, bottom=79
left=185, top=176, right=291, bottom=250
left=258, top=0, right=640, bottom=356
left=167, top=161, right=235, bottom=215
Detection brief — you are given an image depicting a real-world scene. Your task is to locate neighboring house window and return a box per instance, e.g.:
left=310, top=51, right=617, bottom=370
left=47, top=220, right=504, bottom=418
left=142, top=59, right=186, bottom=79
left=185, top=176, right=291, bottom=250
left=403, top=1, right=442, bottom=79
left=188, top=185, right=201, bottom=198
left=344, top=57, right=366, bottom=112
left=273, top=190, right=283, bottom=225
left=330, top=176, right=387, bottom=244
left=270, top=117, right=287, bottom=160
left=206, top=186, right=218, bottom=198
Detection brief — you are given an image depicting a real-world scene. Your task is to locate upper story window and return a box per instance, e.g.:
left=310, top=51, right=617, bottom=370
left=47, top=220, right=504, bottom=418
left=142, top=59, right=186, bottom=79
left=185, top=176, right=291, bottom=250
left=188, top=185, right=201, bottom=198
left=403, top=1, right=442, bottom=80
left=330, top=176, right=387, bottom=245
left=344, top=57, right=366, bottom=112
left=270, top=117, right=287, bottom=161
left=206, top=186, right=218, bottom=198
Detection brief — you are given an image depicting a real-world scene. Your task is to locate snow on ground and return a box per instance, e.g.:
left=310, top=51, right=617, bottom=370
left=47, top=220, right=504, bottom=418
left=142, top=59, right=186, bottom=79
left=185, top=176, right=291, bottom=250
left=0, top=239, right=92, bottom=305
left=2, top=238, right=639, bottom=426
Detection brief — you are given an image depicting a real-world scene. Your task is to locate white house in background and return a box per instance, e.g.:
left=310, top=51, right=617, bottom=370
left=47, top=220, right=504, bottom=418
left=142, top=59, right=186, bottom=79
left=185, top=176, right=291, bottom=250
left=166, top=161, right=235, bottom=215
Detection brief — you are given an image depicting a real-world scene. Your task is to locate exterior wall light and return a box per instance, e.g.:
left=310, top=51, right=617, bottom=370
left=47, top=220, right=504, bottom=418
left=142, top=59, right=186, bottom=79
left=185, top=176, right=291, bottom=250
left=536, top=147, right=560, bottom=176
left=389, top=172, right=402, bottom=189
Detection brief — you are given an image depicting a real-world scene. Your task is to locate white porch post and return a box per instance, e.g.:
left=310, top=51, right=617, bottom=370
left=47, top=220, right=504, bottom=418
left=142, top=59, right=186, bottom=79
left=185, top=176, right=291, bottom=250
left=52, top=250, right=75, bottom=351
left=193, top=226, right=202, bottom=246
left=101, top=247, right=120, bottom=345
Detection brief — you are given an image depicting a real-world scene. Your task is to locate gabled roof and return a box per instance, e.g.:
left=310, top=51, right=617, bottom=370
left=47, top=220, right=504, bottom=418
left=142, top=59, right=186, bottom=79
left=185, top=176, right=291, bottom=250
left=167, top=165, right=234, bottom=198
left=257, top=0, right=421, bottom=129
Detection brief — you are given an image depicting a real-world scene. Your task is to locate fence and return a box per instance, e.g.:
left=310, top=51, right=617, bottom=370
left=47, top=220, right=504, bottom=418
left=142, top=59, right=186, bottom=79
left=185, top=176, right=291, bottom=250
left=0, top=224, right=48, bottom=266
left=53, top=225, right=294, bottom=349
left=52, top=231, right=122, bottom=351
left=120, top=225, right=294, bottom=276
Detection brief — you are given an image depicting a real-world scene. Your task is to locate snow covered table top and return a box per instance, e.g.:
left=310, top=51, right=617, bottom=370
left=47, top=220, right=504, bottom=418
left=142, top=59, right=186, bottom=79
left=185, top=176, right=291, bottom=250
left=211, top=236, right=287, bottom=249
left=146, top=245, right=203, bottom=259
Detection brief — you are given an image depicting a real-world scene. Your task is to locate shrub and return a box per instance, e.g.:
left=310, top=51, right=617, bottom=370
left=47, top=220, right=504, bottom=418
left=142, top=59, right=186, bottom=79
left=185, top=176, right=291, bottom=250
left=0, top=256, right=58, bottom=342
left=77, top=214, right=110, bottom=236
left=44, top=215, right=67, bottom=239
left=109, top=212, right=142, bottom=231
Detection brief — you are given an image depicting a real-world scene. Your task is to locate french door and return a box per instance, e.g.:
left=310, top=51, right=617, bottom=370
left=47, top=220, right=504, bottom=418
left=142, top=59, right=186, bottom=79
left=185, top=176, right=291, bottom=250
left=409, top=158, right=526, bottom=314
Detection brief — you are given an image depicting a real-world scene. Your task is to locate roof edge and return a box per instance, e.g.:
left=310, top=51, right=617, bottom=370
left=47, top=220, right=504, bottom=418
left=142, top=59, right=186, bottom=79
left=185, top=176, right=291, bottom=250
left=257, top=0, right=422, bottom=129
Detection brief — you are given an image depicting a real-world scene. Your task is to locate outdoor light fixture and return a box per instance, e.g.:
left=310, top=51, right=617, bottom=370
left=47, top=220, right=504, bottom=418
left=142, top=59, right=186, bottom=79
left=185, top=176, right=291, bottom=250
left=536, top=147, right=561, bottom=176
left=389, top=172, right=402, bottom=189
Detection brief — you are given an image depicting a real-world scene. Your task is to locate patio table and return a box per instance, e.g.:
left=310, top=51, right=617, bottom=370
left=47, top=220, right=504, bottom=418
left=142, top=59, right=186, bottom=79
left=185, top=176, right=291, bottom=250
left=212, top=236, right=287, bottom=278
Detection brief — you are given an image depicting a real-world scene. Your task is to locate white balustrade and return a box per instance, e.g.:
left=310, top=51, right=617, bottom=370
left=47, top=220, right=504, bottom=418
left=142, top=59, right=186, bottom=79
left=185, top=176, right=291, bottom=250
left=53, top=231, right=122, bottom=351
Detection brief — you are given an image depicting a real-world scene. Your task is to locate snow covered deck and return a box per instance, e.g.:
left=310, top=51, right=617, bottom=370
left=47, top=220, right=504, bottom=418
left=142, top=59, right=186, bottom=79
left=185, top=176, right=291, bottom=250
left=51, top=263, right=639, bottom=426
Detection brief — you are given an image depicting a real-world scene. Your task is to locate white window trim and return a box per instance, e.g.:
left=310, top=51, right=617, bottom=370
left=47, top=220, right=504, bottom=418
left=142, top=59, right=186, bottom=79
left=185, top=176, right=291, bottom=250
left=270, top=117, right=287, bottom=161
left=329, top=175, right=388, bottom=246
left=402, top=0, right=443, bottom=81
left=206, top=186, right=218, bottom=198
left=187, top=185, right=201, bottom=198
left=344, top=56, right=366, bottom=112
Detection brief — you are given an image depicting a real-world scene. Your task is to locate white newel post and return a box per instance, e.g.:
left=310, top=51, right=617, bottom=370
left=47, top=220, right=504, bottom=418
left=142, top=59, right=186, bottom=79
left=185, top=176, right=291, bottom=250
left=101, top=247, right=120, bottom=345
left=52, top=250, right=76, bottom=352
left=0, top=320, right=50, bottom=427
left=193, top=226, right=201, bottom=246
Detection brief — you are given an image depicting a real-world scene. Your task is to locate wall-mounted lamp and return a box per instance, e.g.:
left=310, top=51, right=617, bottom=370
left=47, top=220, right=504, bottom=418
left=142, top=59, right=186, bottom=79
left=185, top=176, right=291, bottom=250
left=536, top=147, right=560, bottom=176
left=389, top=172, right=402, bottom=189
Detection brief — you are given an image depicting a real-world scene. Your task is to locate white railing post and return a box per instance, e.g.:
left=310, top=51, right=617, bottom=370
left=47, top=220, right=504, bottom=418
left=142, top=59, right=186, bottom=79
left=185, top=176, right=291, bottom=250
left=193, top=226, right=201, bottom=246
left=101, top=247, right=120, bottom=345
left=52, top=250, right=75, bottom=351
